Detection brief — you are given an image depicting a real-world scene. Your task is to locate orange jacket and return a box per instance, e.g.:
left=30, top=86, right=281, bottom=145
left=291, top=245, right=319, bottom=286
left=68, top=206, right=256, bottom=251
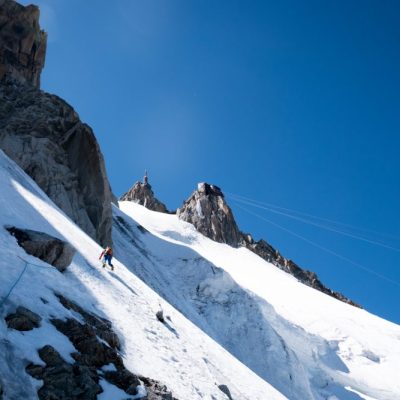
left=99, top=247, right=113, bottom=259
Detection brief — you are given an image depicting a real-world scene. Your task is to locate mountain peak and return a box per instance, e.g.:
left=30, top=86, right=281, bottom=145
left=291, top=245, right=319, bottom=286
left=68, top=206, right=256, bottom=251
left=177, top=182, right=242, bottom=246
left=120, top=172, right=168, bottom=213
left=0, top=0, right=47, bottom=87
left=177, top=182, right=360, bottom=307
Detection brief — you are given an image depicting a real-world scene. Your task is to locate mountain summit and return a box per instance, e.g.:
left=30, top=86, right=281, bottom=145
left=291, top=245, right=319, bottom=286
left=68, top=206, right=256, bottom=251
left=120, top=172, right=169, bottom=213
left=177, top=182, right=242, bottom=245
left=175, top=182, right=359, bottom=306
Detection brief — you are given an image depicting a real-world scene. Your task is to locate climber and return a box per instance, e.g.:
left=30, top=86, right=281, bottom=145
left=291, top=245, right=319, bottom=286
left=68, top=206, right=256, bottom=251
left=99, top=246, right=114, bottom=271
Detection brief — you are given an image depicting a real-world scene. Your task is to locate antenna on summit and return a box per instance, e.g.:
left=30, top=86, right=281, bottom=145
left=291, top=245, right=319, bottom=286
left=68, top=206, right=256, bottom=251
left=143, top=169, right=148, bottom=185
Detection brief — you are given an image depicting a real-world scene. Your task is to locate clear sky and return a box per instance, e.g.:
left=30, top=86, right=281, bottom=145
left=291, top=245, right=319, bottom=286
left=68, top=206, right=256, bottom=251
left=21, top=0, right=400, bottom=323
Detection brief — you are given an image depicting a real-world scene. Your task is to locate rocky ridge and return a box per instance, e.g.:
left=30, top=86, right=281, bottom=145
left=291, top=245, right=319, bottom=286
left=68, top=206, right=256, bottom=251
left=0, top=0, right=114, bottom=246
left=177, top=182, right=360, bottom=307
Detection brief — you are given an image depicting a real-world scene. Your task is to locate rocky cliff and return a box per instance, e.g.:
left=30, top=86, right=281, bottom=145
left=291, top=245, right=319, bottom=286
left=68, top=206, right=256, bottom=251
left=177, top=183, right=241, bottom=245
left=120, top=174, right=168, bottom=213
left=0, top=0, right=46, bottom=87
left=0, top=0, right=113, bottom=245
left=177, top=182, right=360, bottom=307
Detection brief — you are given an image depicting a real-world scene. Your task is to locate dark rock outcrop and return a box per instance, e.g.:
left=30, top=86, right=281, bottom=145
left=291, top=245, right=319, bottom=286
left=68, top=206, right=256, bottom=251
left=0, top=1, right=114, bottom=246
left=177, top=183, right=242, bottom=246
left=51, top=317, right=124, bottom=369
left=26, top=294, right=177, bottom=400
left=0, top=0, right=47, bottom=87
left=6, top=226, right=75, bottom=271
left=55, top=293, right=121, bottom=349
left=5, top=306, right=41, bottom=331
left=218, top=384, right=233, bottom=400
left=121, top=174, right=168, bottom=213
left=140, top=376, right=179, bottom=400
left=178, top=182, right=360, bottom=307
left=26, top=345, right=102, bottom=400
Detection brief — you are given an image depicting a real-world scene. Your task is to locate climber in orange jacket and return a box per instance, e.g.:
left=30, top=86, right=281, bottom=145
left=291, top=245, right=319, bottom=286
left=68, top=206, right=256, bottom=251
left=99, top=246, right=114, bottom=270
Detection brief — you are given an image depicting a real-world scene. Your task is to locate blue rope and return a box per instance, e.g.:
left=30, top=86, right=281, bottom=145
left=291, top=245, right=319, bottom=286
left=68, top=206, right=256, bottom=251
left=16, top=256, right=55, bottom=270
left=0, top=257, right=58, bottom=309
left=0, top=261, right=29, bottom=309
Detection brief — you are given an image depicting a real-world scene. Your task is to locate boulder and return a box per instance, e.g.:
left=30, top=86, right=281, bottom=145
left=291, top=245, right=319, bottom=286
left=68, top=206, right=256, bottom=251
left=6, top=226, right=75, bottom=271
left=5, top=306, right=41, bottom=331
left=0, top=0, right=47, bottom=87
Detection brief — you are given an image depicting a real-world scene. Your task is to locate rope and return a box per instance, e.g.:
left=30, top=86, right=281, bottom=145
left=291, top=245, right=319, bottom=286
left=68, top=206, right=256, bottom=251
left=228, top=196, right=400, bottom=253
left=16, top=256, right=56, bottom=269
left=226, top=191, right=400, bottom=242
left=233, top=202, right=400, bottom=288
left=0, top=261, right=29, bottom=309
left=0, top=256, right=58, bottom=309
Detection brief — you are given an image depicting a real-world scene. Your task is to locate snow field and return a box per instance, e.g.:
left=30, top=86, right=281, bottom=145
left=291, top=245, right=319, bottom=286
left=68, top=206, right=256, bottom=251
left=0, top=149, right=286, bottom=399
left=119, top=200, right=400, bottom=400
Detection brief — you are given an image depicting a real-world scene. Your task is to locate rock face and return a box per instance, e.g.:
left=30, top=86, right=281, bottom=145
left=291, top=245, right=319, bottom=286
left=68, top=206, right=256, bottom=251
left=5, top=306, right=41, bottom=331
left=0, top=80, right=114, bottom=246
left=178, top=182, right=360, bottom=307
left=177, top=183, right=242, bottom=246
left=0, top=1, right=114, bottom=246
left=0, top=0, right=47, bottom=87
left=121, top=174, right=168, bottom=213
left=6, top=226, right=76, bottom=271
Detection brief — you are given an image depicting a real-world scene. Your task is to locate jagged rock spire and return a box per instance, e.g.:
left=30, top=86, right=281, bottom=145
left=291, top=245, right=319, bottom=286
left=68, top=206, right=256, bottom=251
left=177, top=182, right=360, bottom=307
left=177, top=183, right=242, bottom=246
left=120, top=173, right=168, bottom=213
left=0, top=0, right=47, bottom=87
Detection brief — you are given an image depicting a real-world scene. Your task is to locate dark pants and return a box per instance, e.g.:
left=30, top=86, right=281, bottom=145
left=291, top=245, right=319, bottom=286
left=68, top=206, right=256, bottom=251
left=104, top=254, right=113, bottom=267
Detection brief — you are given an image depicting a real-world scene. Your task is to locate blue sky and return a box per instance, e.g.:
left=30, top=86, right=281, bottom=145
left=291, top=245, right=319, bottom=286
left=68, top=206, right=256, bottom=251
left=21, top=0, right=400, bottom=323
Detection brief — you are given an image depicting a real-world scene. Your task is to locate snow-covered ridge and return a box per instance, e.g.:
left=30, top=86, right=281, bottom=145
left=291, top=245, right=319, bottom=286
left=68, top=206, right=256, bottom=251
left=0, top=150, right=285, bottom=399
left=118, top=200, right=400, bottom=400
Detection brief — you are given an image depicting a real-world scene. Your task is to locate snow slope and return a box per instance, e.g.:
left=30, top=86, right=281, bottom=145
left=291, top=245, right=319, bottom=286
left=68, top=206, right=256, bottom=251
left=117, top=201, right=400, bottom=400
left=0, top=150, right=286, bottom=400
